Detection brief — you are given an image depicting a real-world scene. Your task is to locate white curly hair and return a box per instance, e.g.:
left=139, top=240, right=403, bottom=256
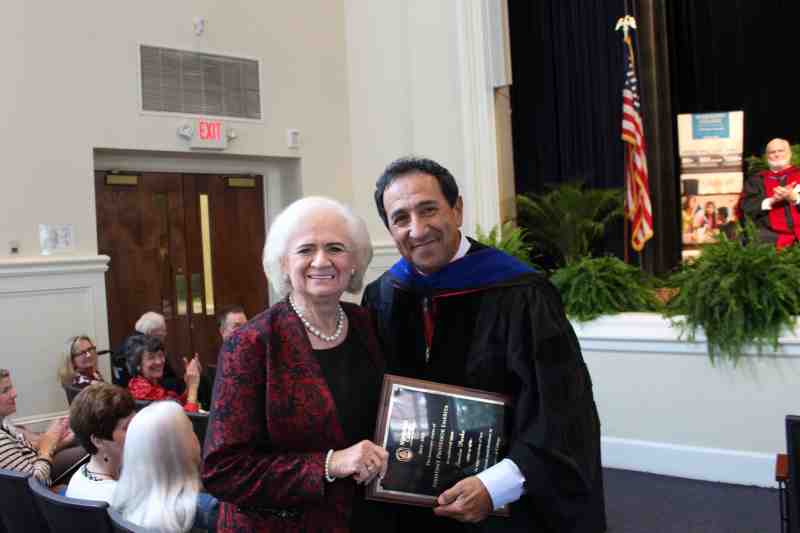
left=263, top=196, right=373, bottom=296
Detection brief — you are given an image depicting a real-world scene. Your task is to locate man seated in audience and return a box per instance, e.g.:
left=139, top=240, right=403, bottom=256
left=0, top=368, right=82, bottom=485
left=217, top=305, right=247, bottom=341
left=741, top=137, right=800, bottom=248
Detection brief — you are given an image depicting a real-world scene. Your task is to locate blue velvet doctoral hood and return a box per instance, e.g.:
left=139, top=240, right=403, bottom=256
left=387, top=244, right=536, bottom=293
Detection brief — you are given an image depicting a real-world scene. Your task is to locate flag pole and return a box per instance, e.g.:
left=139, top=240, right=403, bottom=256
left=617, top=12, right=653, bottom=259
left=617, top=14, right=635, bottom=264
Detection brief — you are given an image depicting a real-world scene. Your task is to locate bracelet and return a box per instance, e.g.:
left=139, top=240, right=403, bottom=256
left=324, top=449, right=336, bottom=483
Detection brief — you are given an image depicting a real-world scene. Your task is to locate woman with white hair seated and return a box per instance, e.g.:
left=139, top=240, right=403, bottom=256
left=112, top=401, right=218, bottom=532
left=202, top=197, right=394, bottom=532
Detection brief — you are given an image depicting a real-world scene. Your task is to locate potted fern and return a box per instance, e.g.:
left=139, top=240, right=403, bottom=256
left=516, top=182, right=624, bottom=268
left=665, top=224, right=800, bottom=364
left=515, top=182, right=658, bottom=321
left=474, top=221, right=536, bottom=267
left=550, top=255, right=662, bottom=322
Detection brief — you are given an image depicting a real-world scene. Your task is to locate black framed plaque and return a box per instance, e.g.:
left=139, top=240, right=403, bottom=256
left=367, top=374, right=510, bottom=516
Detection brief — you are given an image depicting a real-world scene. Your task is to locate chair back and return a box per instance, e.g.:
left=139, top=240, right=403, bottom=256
left=27, top=476, right=113, bottom=533
left=132, top=399, right=151, bottom=411
left=107, top=508, right=154, bottom=533
left=186, top=410, right=209, bottom=449
left=788, top=415, right=800, bottom=533
left=62, top=384, right=83, bottom=405
left=0, top=469, right=49, bottom=533
left=110, top=352, right=131, bottom=388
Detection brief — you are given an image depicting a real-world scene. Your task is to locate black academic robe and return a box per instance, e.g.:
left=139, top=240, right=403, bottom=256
left=362, top=244, right=606, bottom=533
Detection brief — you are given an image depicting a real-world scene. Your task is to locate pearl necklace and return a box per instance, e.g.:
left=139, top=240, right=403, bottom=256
left=288, top=296, right=345, bottom=342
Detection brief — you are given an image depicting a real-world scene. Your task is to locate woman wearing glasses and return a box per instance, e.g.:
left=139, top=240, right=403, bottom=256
left=58, top=335, right=105, bottom=389
left=123, top=334, right=201, bottom=413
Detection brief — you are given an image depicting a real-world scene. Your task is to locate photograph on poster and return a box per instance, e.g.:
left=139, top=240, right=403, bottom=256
left=681, top=193, right=739, bottom=246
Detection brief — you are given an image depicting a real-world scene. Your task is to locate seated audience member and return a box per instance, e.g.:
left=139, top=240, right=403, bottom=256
left=741, top=137, right=800, bottom=248
left=0, top=368, right=77, bottom=485
left=58, top=335, right=104, bottom=389
left=65, top=383, right=135, bottom=503
left=112, top=401, right=218, bottom=533
left=116, top=311, right=183, bottom=392
left=123, top=335, right=201, bottom=412
left=217, top=305, right=247, bottom=341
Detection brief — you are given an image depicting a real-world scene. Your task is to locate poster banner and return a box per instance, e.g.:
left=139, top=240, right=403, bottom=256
left=677, top=111, right=744, bottom=259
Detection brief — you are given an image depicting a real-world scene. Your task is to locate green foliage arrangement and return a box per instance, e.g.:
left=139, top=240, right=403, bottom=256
left=665, top=224, right=800, bottom=364
left=516, top=183, right=624, bottom=268
left=475, top=222, right=536, bottom=267
left=745, top=143, right=800, bottom=174
left=550, top=255, right=661, bottom=322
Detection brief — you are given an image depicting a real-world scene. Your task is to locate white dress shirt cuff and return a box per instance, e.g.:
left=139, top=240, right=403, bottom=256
left=762, top=197, right=774, bottom=211
left=475, top=458, right=526, bottom=510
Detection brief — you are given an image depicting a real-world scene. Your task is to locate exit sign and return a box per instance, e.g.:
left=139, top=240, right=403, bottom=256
left=190, top=119, right=228, bottom=149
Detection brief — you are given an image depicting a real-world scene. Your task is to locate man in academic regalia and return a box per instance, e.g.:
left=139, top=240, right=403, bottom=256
left=362, top=157, right=606, bottom=533
left=741, top=138, right=800, bottom=248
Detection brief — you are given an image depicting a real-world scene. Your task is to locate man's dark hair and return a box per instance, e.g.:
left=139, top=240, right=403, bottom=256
left=374, top=157, right=460, bottom=227
left=217, top=304, right=245, bottom=330
left=717, top=206, right=729, bottom=221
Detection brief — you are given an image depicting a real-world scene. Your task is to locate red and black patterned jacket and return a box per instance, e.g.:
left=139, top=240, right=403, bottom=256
left=201, top=299, right=384, bottom=533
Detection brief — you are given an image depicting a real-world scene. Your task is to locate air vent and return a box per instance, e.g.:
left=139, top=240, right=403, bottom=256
left=140, top=45, right=261, bottom=120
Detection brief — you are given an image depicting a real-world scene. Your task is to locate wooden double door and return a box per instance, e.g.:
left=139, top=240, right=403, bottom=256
left=96, top=171, right=267, bottom=370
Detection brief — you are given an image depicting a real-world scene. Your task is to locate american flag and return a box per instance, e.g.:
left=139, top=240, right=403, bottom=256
left=621, top=29, right=653, bottom=252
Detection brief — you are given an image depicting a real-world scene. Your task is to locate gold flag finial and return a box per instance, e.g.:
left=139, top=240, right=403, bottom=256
left=615, top=15, right=637, bottom=40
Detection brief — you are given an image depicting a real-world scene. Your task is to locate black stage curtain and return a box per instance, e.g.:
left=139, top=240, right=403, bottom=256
left=509, top=0, right=636, bottom=265
left=509, top=0, right=800, bottom=272
left=667, top=0, right=800, bottom=158
left=509, top=0, right=626, bottom=194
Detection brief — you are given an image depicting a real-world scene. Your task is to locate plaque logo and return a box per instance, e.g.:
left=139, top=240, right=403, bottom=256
left=395, top=447, right=414, bottom=462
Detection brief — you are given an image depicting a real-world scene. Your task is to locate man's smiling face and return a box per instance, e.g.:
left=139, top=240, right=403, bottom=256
left=382, top=173, right=463, bottom=274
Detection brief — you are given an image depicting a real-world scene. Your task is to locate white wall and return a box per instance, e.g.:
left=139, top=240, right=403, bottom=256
left=575, top=313, right=800, bottom=487
left=0, top=1, right=506, bottom=422
left=344, top=0, right=467, bottom=250
left=1, top=0, right=357, bottom=419
left=1, top=0, right=354, bottom=260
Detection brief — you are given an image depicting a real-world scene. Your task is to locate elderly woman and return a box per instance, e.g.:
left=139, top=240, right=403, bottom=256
left=116, top=311, right=184, bottom=393
left=202, top=197, right=394, bottom=532
left=123, top=335, right=201, bottom=412
left=65, top=383, right=135, bottom=502
left=112, top=401, right=215, bottom=532
left=58, top=335, right=105, bottom=389
left=0, top=368, right=75, bottom=485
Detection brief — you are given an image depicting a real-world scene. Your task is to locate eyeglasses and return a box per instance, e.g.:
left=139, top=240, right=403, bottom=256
left=72, top=346, right=97, bottom=359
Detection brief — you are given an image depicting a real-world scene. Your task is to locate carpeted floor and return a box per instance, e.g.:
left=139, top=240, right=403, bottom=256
left=604, top=468, right=782, bottom=533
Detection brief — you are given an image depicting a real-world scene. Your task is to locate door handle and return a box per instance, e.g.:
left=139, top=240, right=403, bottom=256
left=191, top=273, right=203, bottom=314
left=176, top=273, right=188, bottom=316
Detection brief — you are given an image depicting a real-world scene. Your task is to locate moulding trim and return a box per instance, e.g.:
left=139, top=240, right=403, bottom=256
left=0, top=255, right=110, bottom=278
